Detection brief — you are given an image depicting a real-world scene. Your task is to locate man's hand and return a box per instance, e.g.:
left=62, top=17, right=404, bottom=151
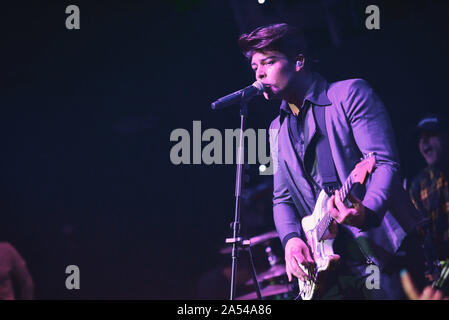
left=401, top=270, right=449, bottom=300
left=284, top=237, right=315, bottom=282
left=327, top=190, right=366, bottom=228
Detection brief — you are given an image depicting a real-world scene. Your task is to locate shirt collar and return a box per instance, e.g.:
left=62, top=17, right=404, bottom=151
left=279, top=72, right=331, bottom=118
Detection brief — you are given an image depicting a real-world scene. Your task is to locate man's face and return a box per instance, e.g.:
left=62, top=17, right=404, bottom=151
left=418, top=132, right=445, bottom=166
left=251, top=51, right=296, bottom=100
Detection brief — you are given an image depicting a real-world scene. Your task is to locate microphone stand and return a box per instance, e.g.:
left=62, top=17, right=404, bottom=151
left=226, top=93, right=262, bottom=300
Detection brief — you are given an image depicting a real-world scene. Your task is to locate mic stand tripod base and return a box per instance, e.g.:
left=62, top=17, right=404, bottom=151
left=225, top=237, right=263, bottom=300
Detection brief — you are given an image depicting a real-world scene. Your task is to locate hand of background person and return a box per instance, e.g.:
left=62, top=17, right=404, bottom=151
left=400, top=269, right=449, bottom=300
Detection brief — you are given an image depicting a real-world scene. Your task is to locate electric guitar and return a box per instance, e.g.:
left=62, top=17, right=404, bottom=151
left=298, top=152, right=377, bottom=300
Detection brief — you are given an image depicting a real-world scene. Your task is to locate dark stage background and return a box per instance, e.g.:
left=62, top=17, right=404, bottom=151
left=1, top=0, right=448, bottom=299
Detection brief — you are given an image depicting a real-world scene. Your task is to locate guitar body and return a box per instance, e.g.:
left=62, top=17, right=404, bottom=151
left=294, top=153, right=376, bottom=300
left=298, top=190, right=340, bottom=300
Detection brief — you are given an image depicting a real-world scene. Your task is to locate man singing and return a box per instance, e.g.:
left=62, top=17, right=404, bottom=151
left=238, top=23, right=425, bottom=299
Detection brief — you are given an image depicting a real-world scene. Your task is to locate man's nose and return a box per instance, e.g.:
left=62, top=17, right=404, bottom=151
left=256, top=68, right=266, bottom=80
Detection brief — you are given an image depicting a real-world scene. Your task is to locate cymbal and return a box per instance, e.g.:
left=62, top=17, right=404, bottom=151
left=245, top=264, right=286, bottom=285
left=249, top=230, right=279, bottom=246
left=236, top=283, right=291, bottom=300
left=220, top=230, right=279, bottom=254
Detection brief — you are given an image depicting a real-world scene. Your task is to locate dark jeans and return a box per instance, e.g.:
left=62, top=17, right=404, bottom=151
left=317, top=230, right=426, bottom=300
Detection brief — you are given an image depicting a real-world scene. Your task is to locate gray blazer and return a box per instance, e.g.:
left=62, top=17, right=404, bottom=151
left=269, top=72, right=423, bottom=270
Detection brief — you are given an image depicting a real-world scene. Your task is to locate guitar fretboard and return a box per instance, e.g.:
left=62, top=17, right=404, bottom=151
left=317, top=175, right=353, bottom=241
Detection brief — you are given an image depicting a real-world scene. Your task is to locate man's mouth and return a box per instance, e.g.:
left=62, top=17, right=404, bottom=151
left=263, top=84, right=275, bottom=93
left=262, top=83, right=271, bottom=90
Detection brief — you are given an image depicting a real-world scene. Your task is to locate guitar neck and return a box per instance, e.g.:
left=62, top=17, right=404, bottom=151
left=317, top=175, right=354, bottom=241
left=434, top=261, right=449, bottom=290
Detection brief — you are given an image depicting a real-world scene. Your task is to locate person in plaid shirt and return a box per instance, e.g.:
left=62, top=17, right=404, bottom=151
left=409, top=114, right=449, bottom=261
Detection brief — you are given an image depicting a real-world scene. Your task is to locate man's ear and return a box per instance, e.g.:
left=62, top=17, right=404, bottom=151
left=295, top=54, right=305, bottom=72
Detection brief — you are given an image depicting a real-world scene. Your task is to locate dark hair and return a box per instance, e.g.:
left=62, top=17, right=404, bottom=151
left=238, top=23, right=308, bottom=61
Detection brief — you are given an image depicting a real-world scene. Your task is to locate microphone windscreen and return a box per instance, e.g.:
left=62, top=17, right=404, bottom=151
left=252, top=81, right=265, bottom=93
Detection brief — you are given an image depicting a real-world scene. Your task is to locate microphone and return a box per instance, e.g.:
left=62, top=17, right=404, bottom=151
left=211, top=81, right=265, bottom=110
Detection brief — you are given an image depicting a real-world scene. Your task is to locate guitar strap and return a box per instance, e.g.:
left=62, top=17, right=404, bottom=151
left=313, top=106, right=340, bottom=196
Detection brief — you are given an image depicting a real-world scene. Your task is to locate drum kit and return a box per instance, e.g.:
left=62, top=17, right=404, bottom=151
left=221, top=230, right=296, bottom=300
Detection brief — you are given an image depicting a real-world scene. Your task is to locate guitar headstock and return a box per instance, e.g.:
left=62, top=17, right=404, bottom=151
left=350, top=153, right=377, bottom=184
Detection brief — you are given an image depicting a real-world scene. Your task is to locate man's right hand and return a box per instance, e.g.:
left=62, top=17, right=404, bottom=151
left=284, top=237, right=315, bottom=282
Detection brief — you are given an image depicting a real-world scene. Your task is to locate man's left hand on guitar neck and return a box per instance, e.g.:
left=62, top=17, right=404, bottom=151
left=327, top=190, right=366, bottom=229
